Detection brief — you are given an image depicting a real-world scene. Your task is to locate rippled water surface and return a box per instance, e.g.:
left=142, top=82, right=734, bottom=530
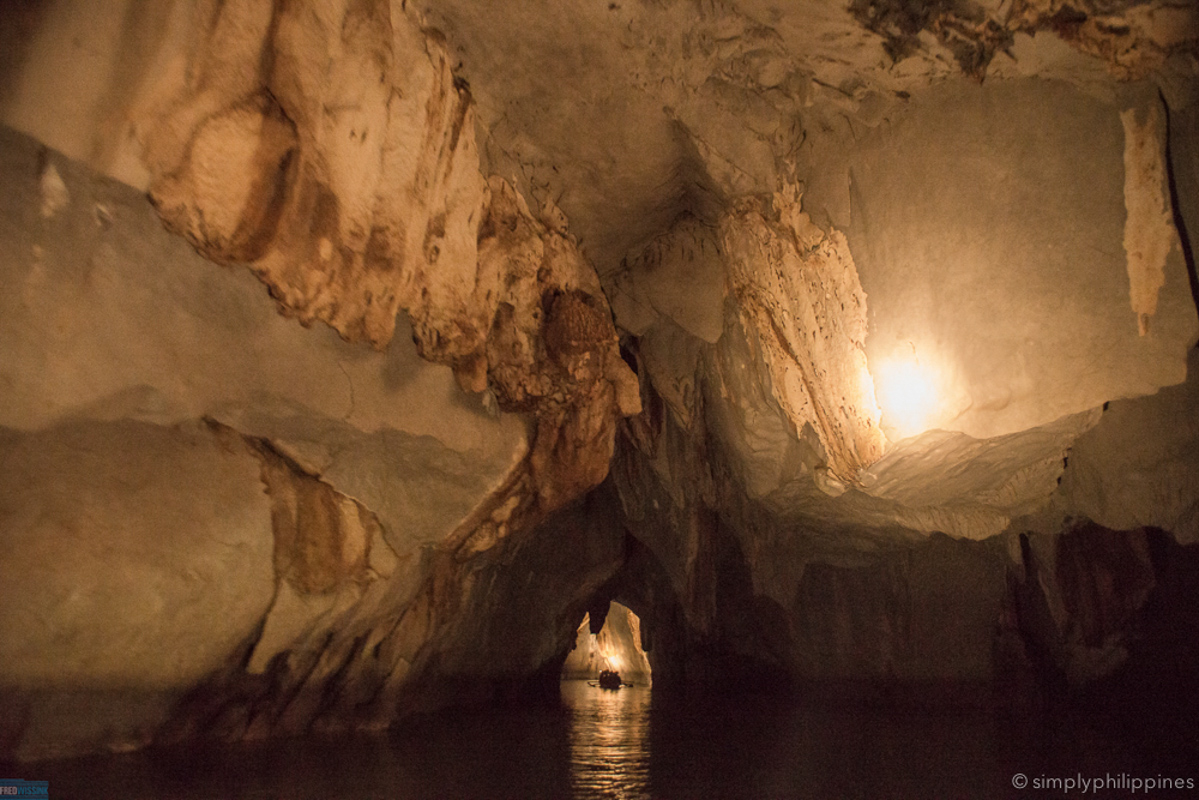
left=21, top=681, right=1197, bottom=799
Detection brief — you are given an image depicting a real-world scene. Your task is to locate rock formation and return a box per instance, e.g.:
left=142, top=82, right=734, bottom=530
left=0, top=0, right=1197, bottom=762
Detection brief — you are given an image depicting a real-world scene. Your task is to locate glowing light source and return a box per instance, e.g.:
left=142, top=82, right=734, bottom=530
left=874, top=355, right=940, bottom=439
left=561, top=603, right=652, bottom=683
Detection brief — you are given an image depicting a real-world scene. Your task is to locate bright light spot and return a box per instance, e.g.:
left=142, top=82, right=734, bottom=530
left=875, top=356, right=940, bottom=439
left=602, top=651, right=623, bottom=671
left=858, top=364, right=883, bottom=427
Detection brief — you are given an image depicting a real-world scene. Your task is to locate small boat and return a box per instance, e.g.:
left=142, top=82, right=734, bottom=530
left=595, top=669, right=625, bottom=689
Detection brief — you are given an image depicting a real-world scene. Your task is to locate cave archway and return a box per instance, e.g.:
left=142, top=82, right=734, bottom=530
left=561, top=601, right=652, bottom=685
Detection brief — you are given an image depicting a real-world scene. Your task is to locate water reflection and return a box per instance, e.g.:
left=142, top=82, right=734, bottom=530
left=18, top=682, right=1197, bottom=799
left=562, top=679, right=651, bottom=799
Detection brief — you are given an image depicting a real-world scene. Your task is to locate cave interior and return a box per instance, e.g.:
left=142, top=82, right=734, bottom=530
left=0, top=0, right=1198, bottom=783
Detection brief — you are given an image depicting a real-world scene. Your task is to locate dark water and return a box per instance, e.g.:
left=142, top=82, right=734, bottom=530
left=16, top=681, right=1198, bottom=799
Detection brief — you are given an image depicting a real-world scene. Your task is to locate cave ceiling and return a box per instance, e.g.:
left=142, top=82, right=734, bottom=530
left=1, top=0, right=1196, bottom=552
left=2, top=0, right=1199, bottom=761
left=420, top=0, right=1196, bottom=275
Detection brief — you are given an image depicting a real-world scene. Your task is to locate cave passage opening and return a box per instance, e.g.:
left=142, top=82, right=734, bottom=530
left=560, top=601, right=652, bottom=687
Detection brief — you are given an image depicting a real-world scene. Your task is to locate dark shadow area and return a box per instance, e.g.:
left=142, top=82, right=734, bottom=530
left=8, top=515, right=1199, bottom=798
left=14, top=677, right=1195, bottom=800
left=0, top=1, right=47, bottom=115
left=5, top=707, right=575, bottom=800
left=572, top=513, right=796, bottom=698
left=1070, top=528, right=1199, bottom=770
left=1162, top=91, right=1199, bottom=319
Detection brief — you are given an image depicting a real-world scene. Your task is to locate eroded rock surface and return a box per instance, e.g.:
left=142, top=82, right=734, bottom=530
left=1009, top=0, right=1199, bottom=81
left=0, top=0, right=1197, bottom=765
left=0, top=119, right=631, bottom=757
left=143, top=0, right=485, bottom=350
left=0, top=0, right=640, bottom=758
left=1055, top=348, right=1199, bottom=545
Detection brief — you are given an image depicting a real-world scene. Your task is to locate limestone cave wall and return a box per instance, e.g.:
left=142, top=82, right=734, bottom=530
left=1, top=0, right=1198, bottom=764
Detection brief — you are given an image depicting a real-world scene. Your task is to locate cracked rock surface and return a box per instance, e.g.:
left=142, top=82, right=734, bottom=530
left=0, top=0, right=1197, bottom=761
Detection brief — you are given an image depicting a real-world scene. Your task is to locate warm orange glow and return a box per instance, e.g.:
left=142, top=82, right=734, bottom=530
left=874, top=355, right=940, bottom=439
left=561, top=603, right=652, bottom=683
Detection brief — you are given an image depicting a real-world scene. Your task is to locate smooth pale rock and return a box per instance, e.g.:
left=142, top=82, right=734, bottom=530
left=0, top=126, right=546, bottom=752
left=0, top=123, right=529, bottom=507
left=0, top=0, right=183, bottom=190
left=319, top=428, right=528, bottom=552
left=1058, top=349, right=1199, bottom=545
left=861, top=410, right=1101, bottom=515
left=0, top=419, right=274, bottom=759
left=707, top=311, right=815, bottom=502
left=845, top=79, right=1197, bottom=441
left=626, top=215, right=726, bottom=344
left=211, top=395, right=530, bottom=558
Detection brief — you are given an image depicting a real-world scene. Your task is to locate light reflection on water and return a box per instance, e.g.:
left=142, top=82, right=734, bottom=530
left=562, top=680, right=651, bottom=799
left=17, top=681, right=1196, bottom=799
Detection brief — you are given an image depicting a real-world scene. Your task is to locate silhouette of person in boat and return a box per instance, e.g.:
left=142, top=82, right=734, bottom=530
left=597, top=669, right=624, bottom=689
